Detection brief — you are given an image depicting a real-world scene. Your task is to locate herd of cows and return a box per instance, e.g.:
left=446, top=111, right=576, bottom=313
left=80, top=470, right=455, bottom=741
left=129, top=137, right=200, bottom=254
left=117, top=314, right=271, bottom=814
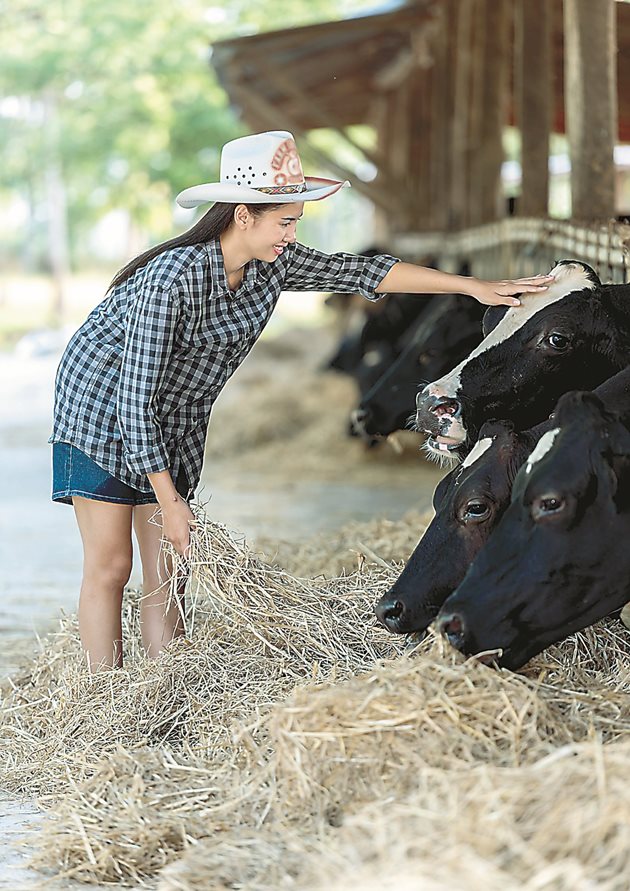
left=327, top=257, right=630, bottom=670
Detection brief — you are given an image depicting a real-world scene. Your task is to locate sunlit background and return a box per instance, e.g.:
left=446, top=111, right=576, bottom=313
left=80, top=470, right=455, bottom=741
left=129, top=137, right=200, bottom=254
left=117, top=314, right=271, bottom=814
left=1, top=0, right=392, bottom=341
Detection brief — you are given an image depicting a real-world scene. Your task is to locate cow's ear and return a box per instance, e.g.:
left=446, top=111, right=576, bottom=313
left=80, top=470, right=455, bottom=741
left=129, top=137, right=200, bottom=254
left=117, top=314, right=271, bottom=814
left=482, top=305, right=509, bottom=337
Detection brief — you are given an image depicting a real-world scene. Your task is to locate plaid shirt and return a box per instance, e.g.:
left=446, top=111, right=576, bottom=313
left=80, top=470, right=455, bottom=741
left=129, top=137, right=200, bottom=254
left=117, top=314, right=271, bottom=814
left=49, top=240, right=399, bottom=495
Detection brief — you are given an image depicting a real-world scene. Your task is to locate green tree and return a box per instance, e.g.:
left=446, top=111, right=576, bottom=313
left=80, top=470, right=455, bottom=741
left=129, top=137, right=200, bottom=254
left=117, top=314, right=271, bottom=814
left=0, top=0, right=379, bottom=310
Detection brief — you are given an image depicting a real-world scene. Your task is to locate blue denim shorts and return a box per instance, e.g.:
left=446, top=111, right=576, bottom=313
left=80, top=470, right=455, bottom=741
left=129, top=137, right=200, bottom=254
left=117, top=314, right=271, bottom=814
left=52, top=443, right=190, bottom=506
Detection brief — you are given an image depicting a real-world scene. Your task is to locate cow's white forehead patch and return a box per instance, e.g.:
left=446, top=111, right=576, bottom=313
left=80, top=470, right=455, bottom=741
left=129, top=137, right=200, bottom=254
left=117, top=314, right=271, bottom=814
left=428, top=263, right=597, bottom=398
left=461, top=264, right=596, bottom=366
left=461, top=437, right=494, bottom=469
left=525, top=427, right=561, bottom=474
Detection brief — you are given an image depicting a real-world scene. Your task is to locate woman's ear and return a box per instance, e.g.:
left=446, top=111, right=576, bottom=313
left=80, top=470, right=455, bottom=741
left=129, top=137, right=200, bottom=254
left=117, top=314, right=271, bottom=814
left=233, top=204, right=250, bottom=229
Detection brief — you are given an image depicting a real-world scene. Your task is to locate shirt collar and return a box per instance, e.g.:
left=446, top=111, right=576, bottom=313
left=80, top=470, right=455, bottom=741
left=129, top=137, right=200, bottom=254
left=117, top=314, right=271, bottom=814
left=206, top=238, right=259, bottom=296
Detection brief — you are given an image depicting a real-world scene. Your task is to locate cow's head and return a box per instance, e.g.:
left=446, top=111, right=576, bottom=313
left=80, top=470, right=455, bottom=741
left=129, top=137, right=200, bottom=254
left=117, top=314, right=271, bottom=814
left=415, top=260, right=609, bottom=458
left=353, top=295, right=484, bottom=440
left=436, top=390, right=630, bottom=670
left=374, top=419, right=545, bottom=634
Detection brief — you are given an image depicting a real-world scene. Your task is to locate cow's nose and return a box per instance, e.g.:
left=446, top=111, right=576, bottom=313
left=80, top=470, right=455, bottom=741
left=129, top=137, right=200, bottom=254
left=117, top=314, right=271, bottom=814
left=437, top=612, right=466, bottom=651
left=351, top=407, right=370, bottom=432
left=375, top=596, right=407, bottom=632
left=415, top=391, right=461, bottom=417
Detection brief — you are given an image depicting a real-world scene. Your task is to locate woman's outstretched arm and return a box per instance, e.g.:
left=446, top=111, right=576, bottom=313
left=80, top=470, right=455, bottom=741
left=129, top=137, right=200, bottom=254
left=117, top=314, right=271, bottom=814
left=376, top=262, right=555, bottom=307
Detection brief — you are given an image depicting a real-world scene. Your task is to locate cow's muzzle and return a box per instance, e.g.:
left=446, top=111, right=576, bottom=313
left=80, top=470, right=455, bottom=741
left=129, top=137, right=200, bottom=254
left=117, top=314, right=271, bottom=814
left=374, top=592, right=428, bottom=642
left=415, top=392, right=462, bottom=432
left=415, top=392, right=466, bottom=455
left=437, top=611, right=467, bottom=651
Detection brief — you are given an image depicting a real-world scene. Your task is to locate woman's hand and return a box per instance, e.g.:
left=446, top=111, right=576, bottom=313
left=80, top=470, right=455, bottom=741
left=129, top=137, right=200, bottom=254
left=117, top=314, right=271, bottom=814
left=160, top=496, right=196, bottom=557
left=470, top=274, right=555, bottom=307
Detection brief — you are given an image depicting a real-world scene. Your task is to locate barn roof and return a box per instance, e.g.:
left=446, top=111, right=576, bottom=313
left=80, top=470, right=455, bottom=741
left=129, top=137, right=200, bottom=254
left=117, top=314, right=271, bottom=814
left=211, top=0, right=630, bottom=142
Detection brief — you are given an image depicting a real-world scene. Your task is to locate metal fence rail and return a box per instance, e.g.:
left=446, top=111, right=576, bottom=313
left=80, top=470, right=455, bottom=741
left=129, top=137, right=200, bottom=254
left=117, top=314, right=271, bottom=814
left=392, top=218, right=630, bottom=284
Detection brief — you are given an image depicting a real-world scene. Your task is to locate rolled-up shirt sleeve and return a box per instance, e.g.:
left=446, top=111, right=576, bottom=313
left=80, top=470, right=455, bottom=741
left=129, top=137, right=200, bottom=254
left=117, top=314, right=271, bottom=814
left=282, top=243, right=400, bottom=301
left=117, top=282, right=181, bottom=476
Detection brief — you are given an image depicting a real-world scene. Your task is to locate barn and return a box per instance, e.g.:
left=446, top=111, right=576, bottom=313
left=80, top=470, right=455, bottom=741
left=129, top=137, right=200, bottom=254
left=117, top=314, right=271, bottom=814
left=211, top=0, right=630, bottom=281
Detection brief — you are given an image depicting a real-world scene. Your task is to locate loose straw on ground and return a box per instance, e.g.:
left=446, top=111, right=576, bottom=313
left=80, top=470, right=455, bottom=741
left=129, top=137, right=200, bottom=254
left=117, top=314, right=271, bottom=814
left=1, top=508, right=629, bottom=888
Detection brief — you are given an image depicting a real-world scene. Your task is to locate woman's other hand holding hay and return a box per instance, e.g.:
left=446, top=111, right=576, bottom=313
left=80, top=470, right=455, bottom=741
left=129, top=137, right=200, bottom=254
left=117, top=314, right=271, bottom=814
left=161, top=497, right=196, bottom=556
left=148, top=470, right=196, bottom=556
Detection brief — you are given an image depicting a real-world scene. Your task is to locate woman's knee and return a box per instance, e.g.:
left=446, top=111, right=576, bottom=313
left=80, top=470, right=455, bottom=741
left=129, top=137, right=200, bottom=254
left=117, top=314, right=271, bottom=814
left=83, top=550, right=133, bottom=591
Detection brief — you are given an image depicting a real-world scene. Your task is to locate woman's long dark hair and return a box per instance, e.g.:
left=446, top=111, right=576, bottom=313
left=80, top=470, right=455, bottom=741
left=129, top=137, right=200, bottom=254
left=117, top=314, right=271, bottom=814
left=108, top=201, right=283, bottom=292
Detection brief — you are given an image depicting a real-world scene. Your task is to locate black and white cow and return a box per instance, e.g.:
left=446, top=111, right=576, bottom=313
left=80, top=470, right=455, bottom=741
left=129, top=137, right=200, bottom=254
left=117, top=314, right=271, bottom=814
left=375, top=366, right=630, bottom=637
left=326, top=291, right=437, bottom=379
left=436, top=390, right=630, bottom=670
left=415, top=260, right=630, bottom=459
left=351, top=294, right=485, bottom=440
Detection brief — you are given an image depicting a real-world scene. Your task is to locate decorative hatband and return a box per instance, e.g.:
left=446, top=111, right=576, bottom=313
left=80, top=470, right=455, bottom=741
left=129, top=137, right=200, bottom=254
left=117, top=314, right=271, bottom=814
left=254, top=182, right=309, bottom=195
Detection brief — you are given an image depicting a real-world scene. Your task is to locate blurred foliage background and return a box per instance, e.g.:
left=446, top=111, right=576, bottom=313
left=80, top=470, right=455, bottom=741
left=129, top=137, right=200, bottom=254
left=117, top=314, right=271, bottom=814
left=0, top=0, right=381, bottom=337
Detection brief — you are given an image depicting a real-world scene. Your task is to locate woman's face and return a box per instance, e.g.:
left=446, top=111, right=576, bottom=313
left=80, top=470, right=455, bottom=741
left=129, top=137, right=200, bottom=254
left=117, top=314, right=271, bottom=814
left=244, top=202, right=304, bottom=262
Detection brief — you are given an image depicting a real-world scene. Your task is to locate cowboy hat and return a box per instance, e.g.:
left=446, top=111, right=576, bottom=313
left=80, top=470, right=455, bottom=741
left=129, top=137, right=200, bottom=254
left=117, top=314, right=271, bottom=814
left=176, top=130, right=350, bottom=207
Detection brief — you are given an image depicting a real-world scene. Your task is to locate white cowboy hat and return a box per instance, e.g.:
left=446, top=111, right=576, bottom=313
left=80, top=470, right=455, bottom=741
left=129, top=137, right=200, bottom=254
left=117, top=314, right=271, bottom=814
left=176, top=130, right=350, bottom=207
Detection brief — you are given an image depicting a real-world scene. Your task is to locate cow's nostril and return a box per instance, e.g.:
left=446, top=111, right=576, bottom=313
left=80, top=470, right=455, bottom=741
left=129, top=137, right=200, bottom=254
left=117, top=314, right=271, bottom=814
left=375, top=597, right=406, bottom=631
left=438, top=612, right=466, bottom=651
left=385, top=601, right=404, bottom=619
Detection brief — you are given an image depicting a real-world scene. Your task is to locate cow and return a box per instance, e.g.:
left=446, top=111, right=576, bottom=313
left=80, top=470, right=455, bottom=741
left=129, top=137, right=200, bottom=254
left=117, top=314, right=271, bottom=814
left=327, top=291, right=438, bottom=373
left=375, top=366, right=630, bottom=637
left=351, top=294, right=485, bottom=440
left=415, top=260, right=630, bottom=461
left=435, top=390, right=630, bottom=670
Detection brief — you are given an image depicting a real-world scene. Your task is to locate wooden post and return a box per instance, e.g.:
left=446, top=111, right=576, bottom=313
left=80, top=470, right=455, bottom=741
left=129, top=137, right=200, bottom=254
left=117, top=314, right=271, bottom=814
left=515, top=0, right=551, bottom=217
left=469, top=0, right=510, bottom=224
left=430, top=0, right=456, bottom=232
left=371, top=93, right=393, bottom=243
left=388, top=80, right=414, bottom=231
left=564, top=0, right=617, bottom=219
left=407, top=68, right=432, bottom=230
left=449, top=0, right=474, bottom=229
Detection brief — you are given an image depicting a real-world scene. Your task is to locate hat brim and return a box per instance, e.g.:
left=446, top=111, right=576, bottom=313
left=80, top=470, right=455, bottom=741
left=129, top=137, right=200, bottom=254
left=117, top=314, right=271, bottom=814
left=176, top=176, right=349, bottom=208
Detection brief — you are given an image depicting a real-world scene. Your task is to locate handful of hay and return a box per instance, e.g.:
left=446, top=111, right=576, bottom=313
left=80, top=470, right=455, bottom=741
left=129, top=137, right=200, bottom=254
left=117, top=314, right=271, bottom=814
left=1, top=509, right=630, bottom=889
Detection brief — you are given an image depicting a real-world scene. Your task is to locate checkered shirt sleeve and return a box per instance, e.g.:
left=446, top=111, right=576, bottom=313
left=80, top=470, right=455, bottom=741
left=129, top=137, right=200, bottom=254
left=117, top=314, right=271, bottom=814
left=117, top=281, right=182, bottom=476
left=282, top=243, right=400, bottom=299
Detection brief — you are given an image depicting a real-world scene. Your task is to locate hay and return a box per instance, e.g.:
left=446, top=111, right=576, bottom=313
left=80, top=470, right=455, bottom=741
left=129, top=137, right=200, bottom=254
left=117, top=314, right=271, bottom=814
left=2, top=510, right=630, bottom=888
left=0, top=519, right=401, bottom=798
left=157, top=742, right=630, bottom=891
left=255, top=509, right=432, bottom=578
left=204, top=356, right=426, bottom=484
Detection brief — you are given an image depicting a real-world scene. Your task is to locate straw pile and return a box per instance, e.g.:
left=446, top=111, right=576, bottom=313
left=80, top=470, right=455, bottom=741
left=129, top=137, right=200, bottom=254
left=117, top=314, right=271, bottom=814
left=255, top=508, right=432, bottom=577
left=2, top=510, right=630, bottom=889
left=204, top=351, right=425, bottom=483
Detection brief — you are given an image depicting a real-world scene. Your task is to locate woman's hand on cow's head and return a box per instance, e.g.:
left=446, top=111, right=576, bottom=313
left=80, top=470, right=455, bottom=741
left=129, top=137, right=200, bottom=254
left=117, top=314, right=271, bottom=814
left=471, top=274, right=555, bottom=307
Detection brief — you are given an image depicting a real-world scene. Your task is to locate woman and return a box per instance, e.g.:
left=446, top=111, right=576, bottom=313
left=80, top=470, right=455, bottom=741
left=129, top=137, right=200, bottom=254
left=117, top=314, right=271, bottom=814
left=49, top=130, right=553, bottom=671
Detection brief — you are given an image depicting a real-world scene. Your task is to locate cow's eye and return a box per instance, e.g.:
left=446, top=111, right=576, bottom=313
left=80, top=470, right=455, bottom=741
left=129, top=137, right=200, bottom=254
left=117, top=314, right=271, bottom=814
left=531, top=494, right=566, bottom=520
left=545, top=333, right=570, bottom=351
left=461, top=500, right=491, bottom=522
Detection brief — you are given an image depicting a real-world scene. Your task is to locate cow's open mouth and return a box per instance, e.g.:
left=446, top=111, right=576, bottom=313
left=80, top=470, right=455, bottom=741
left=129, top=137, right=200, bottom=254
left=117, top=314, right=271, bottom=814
left=433, top=398, right=461, bottom=419
left=427, top=435, right=461, bottom=453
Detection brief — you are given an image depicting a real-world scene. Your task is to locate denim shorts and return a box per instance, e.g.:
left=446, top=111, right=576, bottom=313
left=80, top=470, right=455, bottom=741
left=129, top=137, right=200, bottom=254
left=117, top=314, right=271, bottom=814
left=52, top=442, right=190, bottom=506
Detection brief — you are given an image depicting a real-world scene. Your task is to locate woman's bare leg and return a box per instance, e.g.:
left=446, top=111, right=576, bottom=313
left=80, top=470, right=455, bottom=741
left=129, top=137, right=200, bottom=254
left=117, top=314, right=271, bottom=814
left=133, top=504, right=186, bottom=658
left=73, top=497, right=134, bottom=671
